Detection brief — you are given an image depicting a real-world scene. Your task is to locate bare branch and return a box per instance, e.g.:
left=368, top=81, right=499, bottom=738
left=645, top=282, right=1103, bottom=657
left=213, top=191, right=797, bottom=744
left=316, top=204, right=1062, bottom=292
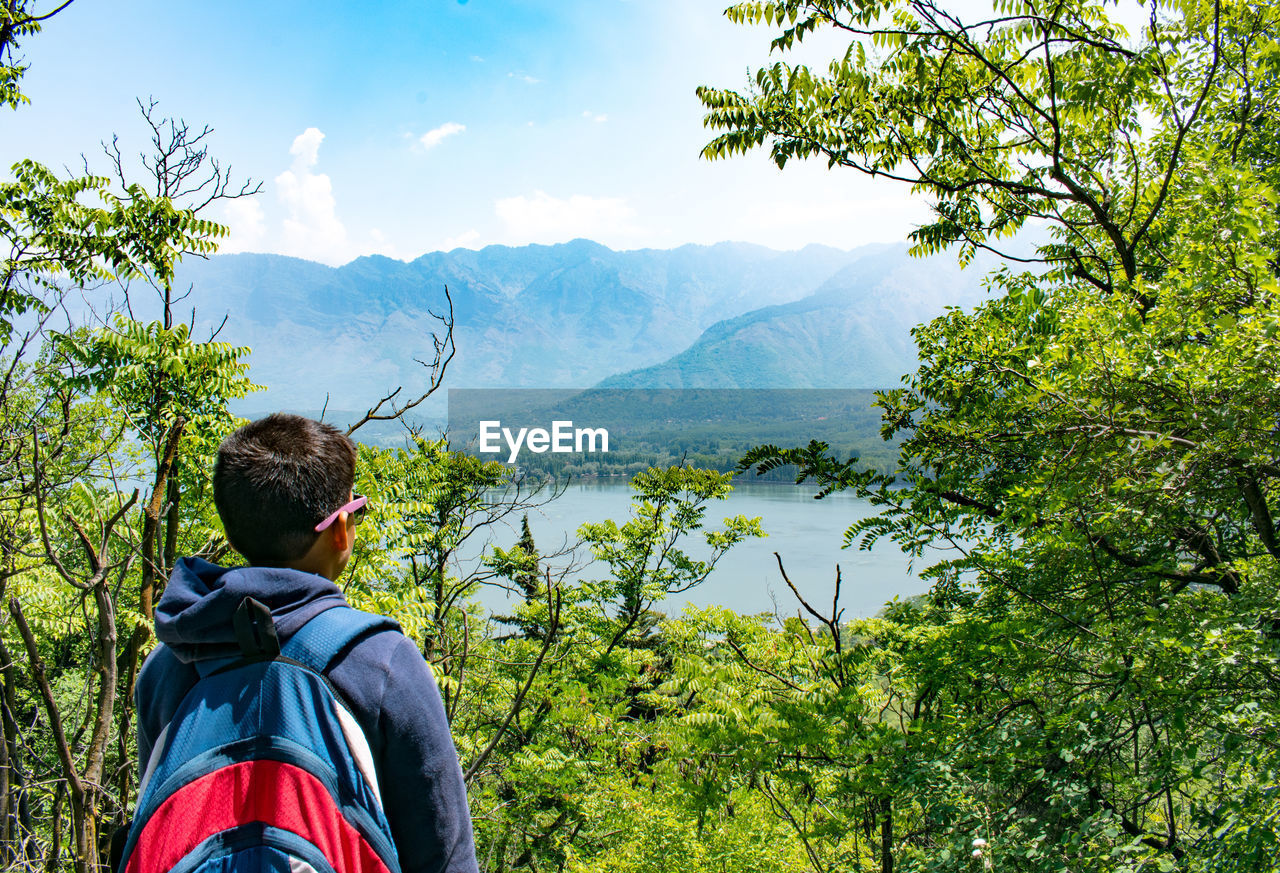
left=347, top=285, right=456, bottom=435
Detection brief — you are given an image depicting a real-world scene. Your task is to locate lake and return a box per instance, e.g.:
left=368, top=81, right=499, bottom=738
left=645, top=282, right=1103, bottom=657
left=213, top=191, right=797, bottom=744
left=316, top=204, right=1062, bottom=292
left=467, top=478, right=943, bottom=620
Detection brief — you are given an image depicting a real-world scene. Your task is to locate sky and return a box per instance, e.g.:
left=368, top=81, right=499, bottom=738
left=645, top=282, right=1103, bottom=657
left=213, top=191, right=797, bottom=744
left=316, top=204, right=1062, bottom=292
left=5, top=1, right=966, bottom=265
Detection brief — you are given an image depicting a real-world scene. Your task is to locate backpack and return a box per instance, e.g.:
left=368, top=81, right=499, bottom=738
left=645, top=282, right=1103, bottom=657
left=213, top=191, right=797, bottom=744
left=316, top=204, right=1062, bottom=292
left=117, top=598, right=403, bottom=873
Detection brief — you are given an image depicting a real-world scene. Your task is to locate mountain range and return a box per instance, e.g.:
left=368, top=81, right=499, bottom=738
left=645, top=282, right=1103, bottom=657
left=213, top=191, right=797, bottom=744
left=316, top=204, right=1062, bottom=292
left=165, top=238, right=996, bottom=414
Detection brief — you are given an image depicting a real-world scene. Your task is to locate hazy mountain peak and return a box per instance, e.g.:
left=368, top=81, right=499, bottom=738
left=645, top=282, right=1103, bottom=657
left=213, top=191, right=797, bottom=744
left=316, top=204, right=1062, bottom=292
left=164, top=239, right=978, bottom=409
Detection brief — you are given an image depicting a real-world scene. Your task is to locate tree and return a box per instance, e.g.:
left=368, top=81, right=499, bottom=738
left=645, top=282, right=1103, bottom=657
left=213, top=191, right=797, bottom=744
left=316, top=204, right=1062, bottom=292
left=579, top=466, right=765, bottom=655
left=0, top=1, right=75, bottom=111
left=460, top=466, right=769, bottom=872
left=702, top=0, right=1280, bottom=869
left=513, top=514, right=541, bottom=600
left=2, top=9, right=261, bottom=868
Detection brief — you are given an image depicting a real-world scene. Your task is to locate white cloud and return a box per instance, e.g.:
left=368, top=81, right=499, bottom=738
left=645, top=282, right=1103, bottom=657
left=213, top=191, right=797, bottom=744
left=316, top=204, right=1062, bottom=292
left=367, top=228, right=403, bottom=260
left=676, top=165, right=933, bottom=251
left=582, top=110, right=608, bottom=123
left=508, top=72, right=541, bottom=84
left=289, top=127, right=324, bottom=168
left=217, top=198, right=267, bottom=254
left=420, top=122, right=466, bottom=150
left=495, top=191, right=639, bottom=246
left=275, top=128, right=349, bottom=263
left=740, top=190, right=930, bottom=245
left=269, top=127, right=399, bottom=265
left=440, top=229, right=482, bottom=251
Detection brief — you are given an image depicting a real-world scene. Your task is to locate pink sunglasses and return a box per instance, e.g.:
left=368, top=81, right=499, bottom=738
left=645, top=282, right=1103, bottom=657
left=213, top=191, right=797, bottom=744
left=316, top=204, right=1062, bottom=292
left=314, top=494, right=369, bottom=532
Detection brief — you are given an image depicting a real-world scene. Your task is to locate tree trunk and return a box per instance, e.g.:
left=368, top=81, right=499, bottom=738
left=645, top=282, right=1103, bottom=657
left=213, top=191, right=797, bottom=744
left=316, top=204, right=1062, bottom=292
left=880, top=797, right=893, bottom=873
left=163, top=473, right=180, bottom=579
left=70, top=786, right=97, bottom=873
left=10, top=599, right=97, bottom=873
left=4, top=656, right=32, bottom=863
left=47, top=784, right=63, bottom=873
left=140, top=419, right=185, bottom=622
left=0, top=639, right=12, bottom=864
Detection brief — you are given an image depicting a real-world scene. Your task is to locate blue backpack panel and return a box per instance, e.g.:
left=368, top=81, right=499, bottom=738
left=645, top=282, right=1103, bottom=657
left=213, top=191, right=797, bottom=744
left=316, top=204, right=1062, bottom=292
left=120, top=599, right=403, bottom=873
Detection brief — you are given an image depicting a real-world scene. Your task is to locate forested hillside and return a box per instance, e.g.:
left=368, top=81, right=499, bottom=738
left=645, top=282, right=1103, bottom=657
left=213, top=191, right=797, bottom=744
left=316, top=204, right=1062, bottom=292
left=599, top=244, right=997, bottom=388
left=2, top=1, right=1279, bottom=872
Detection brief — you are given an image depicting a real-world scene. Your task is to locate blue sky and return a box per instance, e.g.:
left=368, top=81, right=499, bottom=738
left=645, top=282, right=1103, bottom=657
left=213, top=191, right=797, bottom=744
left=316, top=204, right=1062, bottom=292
left=4, top=0, right=936, bottom=264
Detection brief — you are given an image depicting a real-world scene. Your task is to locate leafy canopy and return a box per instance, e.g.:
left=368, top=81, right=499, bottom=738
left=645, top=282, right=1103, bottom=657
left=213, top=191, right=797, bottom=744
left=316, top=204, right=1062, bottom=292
left=704, top=0, right=1280, bottom=868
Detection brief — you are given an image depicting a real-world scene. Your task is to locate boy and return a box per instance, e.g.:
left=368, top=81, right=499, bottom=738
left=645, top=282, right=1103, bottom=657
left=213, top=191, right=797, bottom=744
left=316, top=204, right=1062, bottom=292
left=134, top=413, right=478, bottom=873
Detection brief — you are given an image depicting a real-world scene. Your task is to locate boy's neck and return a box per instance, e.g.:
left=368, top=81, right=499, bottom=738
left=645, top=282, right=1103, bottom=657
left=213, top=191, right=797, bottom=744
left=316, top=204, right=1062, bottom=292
left=279, top=553, right=344, bottom=582
left=238, top=512, right=353, bottom=581
left=276, top=517, right=353, bottom=582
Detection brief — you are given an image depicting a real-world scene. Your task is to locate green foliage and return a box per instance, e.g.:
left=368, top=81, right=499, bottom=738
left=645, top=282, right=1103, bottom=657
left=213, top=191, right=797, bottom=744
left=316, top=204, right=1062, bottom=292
left=0, top=14, right=253, bottom=868
left=0, top=161, right=227, bottom=345
left=342, top=437, right=510, bottom=639
left=562, top=775, right=809, bottom=873
left=579, top=466, right=764, bottom=629
left=487, top=513, right=541, bottom=600
left=452, top=466, right=770, bottom=871
left=11, top=1, right=1280, bottom=871
left=58, top=316, right=257, bottom=450
left=705, top=0, right=1280, bottom=869
left=0, top=2, right=67, bottom=111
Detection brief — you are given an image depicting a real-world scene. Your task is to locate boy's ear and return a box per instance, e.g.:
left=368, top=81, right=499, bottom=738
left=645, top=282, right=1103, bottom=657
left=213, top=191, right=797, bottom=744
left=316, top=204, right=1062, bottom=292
left=327, top=514, right=352, bottom=552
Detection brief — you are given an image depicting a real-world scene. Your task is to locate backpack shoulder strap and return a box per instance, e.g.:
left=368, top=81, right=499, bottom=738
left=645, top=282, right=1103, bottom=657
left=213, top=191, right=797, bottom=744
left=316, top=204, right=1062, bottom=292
left=282, top=605, right=400, bottom=674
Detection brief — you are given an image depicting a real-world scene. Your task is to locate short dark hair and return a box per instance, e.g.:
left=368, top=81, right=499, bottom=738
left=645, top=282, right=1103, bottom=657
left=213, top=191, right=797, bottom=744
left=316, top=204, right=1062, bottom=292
left=213, top=413, right=357, bottom=565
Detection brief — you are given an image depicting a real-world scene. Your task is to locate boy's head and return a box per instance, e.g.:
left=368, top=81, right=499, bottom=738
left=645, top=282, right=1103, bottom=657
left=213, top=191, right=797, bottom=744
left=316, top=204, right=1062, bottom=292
left=213, top=413, right=358, bottom=566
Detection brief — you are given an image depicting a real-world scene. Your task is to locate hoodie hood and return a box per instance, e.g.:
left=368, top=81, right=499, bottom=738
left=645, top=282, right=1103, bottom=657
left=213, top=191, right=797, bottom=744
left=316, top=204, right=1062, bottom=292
left=155, top=557, right=349, bottom=664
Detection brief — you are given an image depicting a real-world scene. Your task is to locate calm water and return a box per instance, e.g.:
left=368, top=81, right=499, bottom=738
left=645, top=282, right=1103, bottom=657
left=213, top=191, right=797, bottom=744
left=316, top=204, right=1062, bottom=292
left=468, top=479, right=942, bottom=620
